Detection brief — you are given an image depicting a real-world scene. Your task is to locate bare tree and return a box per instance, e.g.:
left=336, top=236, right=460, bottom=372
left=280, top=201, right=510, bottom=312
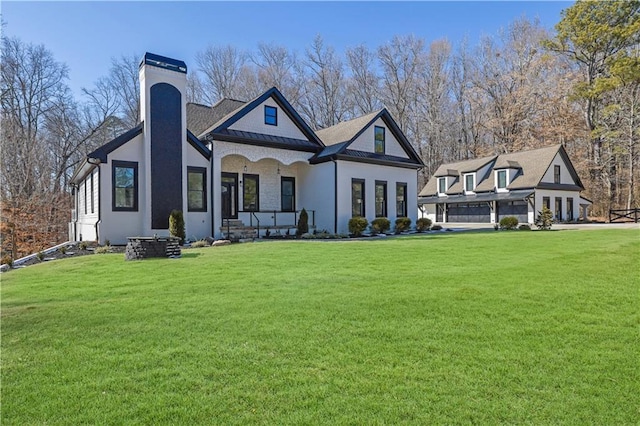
left=345, top=44, right=381, bottom=116
left=108, top=54, right=140, bottom=127
left=196, top=45, right=248, bottom=103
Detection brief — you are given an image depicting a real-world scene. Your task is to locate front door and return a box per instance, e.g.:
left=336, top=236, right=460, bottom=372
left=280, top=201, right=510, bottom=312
left=221, top=173, right=238, bottom=219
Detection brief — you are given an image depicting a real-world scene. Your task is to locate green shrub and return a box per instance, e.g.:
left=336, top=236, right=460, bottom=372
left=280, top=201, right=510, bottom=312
left=348, top=217, right=369, bottom=237
left=190, top=240, right=210, bottom=248
left=59, top=246, right=67, bottom=255
left=535, top=207, right=554, bottom=230
left=1, top=255, right=13, bottom=268
left=296, top=208, right=309, bottom=236
left=395, top=217, right=412, bottom=233
left=371, top=217, right=391, bottom=234
left=519, top=224, right=531, bottom=231
left=499, top=216, right=519, bottom=230
left=36, top=251, right=45, bottom=261
left=431, top=224, right=443, bottom=231
left=416, top=218, right=432, bottom=232
left=104, top=239, right=110, bottom=247
left=79, top=242, right=88, bottom=250
left=169, top=210, right=186, bottom=244
left=95, top=246, right=111, bottom=254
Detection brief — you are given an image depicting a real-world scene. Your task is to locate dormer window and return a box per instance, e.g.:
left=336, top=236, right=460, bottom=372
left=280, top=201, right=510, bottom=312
left=464, top=173, right=475, bottom=192
left=374, top=126, right=385, bottom=154
left=497, top=170, right=507, bottom=189
left=265, top=105, right=277, bottom=126
left=438, top=177, right=447, bottom=195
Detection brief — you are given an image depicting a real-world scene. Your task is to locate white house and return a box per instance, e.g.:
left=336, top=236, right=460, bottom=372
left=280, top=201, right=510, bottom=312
left=418, top=145, right=591, bottom=225
left=69, top=53, right=423, bottom=244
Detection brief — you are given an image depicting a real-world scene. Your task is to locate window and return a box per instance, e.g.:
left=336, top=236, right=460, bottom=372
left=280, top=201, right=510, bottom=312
left=243, top=174, right=259, bottom=211
left=438, top=177, right=447, bottom=194
left=554, top=165, right=561, bottom=184
left=112, top=160, right=138, bottom=211
left=567, top=197, right=574, bottom=221
left=281, top=177, right=295, bottom=212
left=555, top=197, right=562, bottom=221
left=374, top=126, right=385, bottom=154
left=497, top=170, right=507, bottom=189
left=396, top=182, right=407, bottom=217
left=90, top=172, right=94, bottom=214
left=543, top=196, right=550, bottom=210
left=375, top=181, right=387, bottom=217
left=187, top=167, right=207, bottom=212
left=265, top=105, right=277, bottom=126
left=352, top=179, right=365, bottom=217
left=464, top=174, right=475, bottom=192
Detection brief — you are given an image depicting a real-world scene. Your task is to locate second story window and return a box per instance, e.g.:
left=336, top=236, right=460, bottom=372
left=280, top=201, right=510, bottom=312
left=497, top=170, right=507, bottom=189
left=265, top=105, right=277, bottom=126
left=554, top=165, right=561, bottom=184
left=438, top=177, right=447, bottom=194
left=374, top=126, right=385, bottom=154
left=464, top=174, right=475, bottom=192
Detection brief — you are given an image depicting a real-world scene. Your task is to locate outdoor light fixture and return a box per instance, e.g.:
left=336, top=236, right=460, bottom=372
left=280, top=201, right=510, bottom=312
left=277, top=165, right=280, bottom=175
left=243, top=163, right=247, bottom=172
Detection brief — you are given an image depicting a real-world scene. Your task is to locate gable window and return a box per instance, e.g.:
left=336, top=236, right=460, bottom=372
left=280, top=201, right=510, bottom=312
left=187, top=167, right=207, bottom=212
left=112, top=160, right=138, bottom=211
left=375, top=181, right=387, bottom=217
left=281, top=177, right=295, bottom=212
left=264, top=105, right=277, bottom=126
left=554, top=165, right=561, bottom=184
left=374, top=126, right=385, bottom=154
left=243, top=174, right=259, bottom=211
left=464, top=174, right=475, bottom=192
left=396, top=182, right=407, bottom=217
left=438, top=177, right=447, bottom=194
left=352, top=179, right=365, bottom=217
left=497, top=170, right=507, bottom=189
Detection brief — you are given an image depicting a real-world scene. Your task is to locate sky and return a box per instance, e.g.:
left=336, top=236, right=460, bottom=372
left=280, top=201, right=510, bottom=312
left=2, top=1, right=573, bottom=99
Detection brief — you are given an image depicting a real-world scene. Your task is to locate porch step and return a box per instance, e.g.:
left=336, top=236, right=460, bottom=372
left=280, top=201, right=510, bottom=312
left=220, top=222, right=257, bottom=242
left=222, top=219, right=244, bottom=227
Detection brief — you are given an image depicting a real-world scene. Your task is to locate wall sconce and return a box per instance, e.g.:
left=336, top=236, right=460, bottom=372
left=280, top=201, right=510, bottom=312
left=243, top=163, right=247, bottom=172
left=277, top=165, right=280, bottom=175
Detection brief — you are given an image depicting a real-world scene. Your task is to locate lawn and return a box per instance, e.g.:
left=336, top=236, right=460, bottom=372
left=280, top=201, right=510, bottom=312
left=2, top=229, right=639, bottom=424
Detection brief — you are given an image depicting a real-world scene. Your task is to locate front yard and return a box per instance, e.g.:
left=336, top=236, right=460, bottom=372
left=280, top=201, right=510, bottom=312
left=1, top=229, right=638, bottom=424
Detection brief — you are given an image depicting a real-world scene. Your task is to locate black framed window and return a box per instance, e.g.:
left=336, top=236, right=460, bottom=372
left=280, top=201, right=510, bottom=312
left=497, top=170, right=507, bottom=189
left=187, top=167, right=207, bottom=212
left=265, top=105, right=277, bottom=126
left=374, top=126, right=385, bottom=154
left=543, top=196, right=550, bottom=210
left=554, top=165, right=561, bottom=184
left=281, top=177, right=295, bottom=212
left=112, top=160, right=138, bottom=211
left=438, top=177, right=447, bottom=194
left=396, top=182, right=407, bottom=217
left=352, top=179, right=365, bottom=217
left=375, top=181, right=387, bottom=217
left=555, top=197, right=562, bottom=221
left=243, top=174, right=259, bottom=211
left=465, top=174, right=475, bottom=192
left=567, top=197, right=574, bottom=221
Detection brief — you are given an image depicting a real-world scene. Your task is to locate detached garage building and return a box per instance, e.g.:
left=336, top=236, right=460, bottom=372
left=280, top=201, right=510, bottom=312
left=418, top=145, right=591, bottom=225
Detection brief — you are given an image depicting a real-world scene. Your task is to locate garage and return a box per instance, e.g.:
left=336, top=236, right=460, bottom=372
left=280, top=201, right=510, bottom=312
left=496, top=200, right=529, bottom=223
left=447, top=202, right=491, bottom=223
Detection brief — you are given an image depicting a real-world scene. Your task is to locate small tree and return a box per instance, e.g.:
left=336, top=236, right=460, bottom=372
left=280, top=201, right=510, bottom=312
left=169, top=210, right=186, bottom=244
left=535, top=207, right=554, bottom=230
left=348, top=217, right=368, bottom=237
left=416, top=218, right=432, bottom=232
left=296, top=208, right=309, bottom=237
left=395, top=217, right=412, bottom=233
left=371, top=217, right=391, bottom=234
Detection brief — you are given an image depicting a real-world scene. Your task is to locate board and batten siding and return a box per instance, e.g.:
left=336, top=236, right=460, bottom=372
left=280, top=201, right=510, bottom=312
left=228, top=98, right=308, bottom=140
left=541, top=153, right=575, bottom=185
left=75, top=167, right=100, bottom=242
left=348, top=118, right=410, bottom=159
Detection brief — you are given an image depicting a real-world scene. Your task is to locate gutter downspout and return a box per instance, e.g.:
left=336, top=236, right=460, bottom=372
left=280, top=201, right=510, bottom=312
left=209, top=142, right=215, bottom=239
left=333, top=159, right=338, bottom=234
left=87, top=158, right=101, bottom=243
left=71, top=183, right=78, bottom=242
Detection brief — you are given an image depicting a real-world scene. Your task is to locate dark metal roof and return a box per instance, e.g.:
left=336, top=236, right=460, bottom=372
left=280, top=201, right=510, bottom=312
left=311, top=147, right=422, bottom=169
left=88, top=122, right=144, bottom=163
left=418, top=189, right=534, bottom=205
left=211, top=129, right=321, bottom=152
left=187, top=130, right=211, bottom=159
left=140, top=52, right=187, bottom=73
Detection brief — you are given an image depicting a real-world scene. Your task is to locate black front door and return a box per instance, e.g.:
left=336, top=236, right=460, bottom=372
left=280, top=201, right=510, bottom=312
left=221, top=173, right=238, bottom=219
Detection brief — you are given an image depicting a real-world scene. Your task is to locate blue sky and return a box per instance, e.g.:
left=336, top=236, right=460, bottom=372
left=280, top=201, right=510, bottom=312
left=3, top=1, right=572, bottom=99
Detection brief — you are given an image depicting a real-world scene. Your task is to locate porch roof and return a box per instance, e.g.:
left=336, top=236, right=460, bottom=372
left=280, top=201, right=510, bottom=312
left=212, top=129, right=321, bottom=152
left=418, top=189, right=534, bottom=205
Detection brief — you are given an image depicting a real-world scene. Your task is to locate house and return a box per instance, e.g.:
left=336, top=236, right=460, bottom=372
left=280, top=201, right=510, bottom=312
left=417, top=145, right=591, bottom=225
left=69, top=53, right=423, bottom=244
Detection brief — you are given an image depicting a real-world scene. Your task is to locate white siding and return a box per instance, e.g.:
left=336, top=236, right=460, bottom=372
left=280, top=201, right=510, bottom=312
left=348, top=118, right=409, bottom=158
left=298, top=161, right=335, bottom=233
left=229, top=98, right=308, bottom=140
left=185, top=144, right=212, bottom=240
left=541, top=153, right=576, bottom=185
left=535, top=189, right=583, bottom=222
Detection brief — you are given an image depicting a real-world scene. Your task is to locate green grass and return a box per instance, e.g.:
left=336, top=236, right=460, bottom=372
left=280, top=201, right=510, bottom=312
left=2, top=229, right=639, bottom=424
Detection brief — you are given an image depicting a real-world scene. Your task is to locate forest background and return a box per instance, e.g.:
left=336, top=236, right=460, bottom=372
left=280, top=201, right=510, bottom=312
left=1, top=1, right=638, bottom=260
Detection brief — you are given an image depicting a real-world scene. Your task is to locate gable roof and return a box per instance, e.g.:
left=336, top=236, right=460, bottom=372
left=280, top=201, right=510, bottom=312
left=87, top=122, right=144, bottom=163
left=187, top=99, right=246, bottom=137
left=199, top=87, right=324, bottom=150
left=311, top=109, right=423, bottom=168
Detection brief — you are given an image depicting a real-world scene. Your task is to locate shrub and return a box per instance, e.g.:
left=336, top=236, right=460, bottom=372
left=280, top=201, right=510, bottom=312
left=169, top=210, right=186, bottom=244
left=395, top=217, right=412, bottom=233
left=1, top=255, right=13, bottom=268
left=371, top=217, right=391, bottom=234
left=79, top=242, right=88, bottom=250
left=431, top=224, right=443, bottom=231
left=348, top=216, right=369, bottom=237
left=416, top=218, right=432, bottom=232
left=36, top=251, right=45, bottom=261
left=518, top=224, right=531, bottom=231
left=104, top=239, right=110, bottom=247
left=499, top=216, right=519, bottom=230
left=535, top=207, right=554, bottom=230
left=190, top=240, right=210, bottom=248
left=59, top=246, right=67, bottom=255
left=95, top=246, right=111, bottom=254
left=296, top=208, right=309, bottom=236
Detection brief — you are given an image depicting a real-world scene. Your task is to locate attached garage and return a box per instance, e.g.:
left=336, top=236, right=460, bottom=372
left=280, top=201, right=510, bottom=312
left=496, top=200, right=529, bottom=223
left=447, top=202, right=491, bottom=223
